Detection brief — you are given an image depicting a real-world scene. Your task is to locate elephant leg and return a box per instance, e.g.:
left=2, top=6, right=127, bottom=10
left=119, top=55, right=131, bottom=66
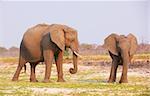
left=119, top=65, right=128, bottom=83
left=43, top=50, right=54, bottom=83
left=12, top=56, right=26, bottom=81
left=108, top=60, right=118, bottom=83
left=55, top=51, right=65, bottom=82
left=108, top=51, right=119, bottom=83
left=119, top=53, right=129, bottom=83
left=30, top=62, right=38, bottom=82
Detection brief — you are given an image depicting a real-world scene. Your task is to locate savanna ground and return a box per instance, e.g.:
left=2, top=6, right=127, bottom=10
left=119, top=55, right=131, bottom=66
left=0, top=54, right=150, bottom=96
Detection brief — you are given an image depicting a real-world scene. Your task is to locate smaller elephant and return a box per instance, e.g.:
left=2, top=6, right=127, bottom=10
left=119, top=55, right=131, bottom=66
left=103, top=33, right=138, bottom=83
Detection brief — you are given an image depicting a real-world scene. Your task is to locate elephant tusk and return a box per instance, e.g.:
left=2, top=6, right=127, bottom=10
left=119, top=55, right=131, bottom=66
left=73, top=51, right=82, bottom=57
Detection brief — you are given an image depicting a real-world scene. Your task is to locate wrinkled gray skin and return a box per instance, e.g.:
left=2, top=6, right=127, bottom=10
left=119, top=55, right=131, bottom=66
left=12, top=24, right=79, bottom=82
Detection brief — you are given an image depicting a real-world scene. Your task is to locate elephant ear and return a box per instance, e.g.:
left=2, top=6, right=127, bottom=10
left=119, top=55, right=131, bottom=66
left=127, top=33, right=138, bottom=56
left=49, top=27, right=65, bottom=51
left=103, top=33, right=119, bottom=55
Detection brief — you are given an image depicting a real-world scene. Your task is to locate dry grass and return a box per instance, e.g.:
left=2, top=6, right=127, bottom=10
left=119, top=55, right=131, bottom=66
left=0, top=54, right=150, bottom=96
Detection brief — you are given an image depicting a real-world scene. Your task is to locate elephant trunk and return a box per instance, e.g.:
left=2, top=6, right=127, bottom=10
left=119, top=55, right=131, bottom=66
left=69, top=51, right=78, bottom=74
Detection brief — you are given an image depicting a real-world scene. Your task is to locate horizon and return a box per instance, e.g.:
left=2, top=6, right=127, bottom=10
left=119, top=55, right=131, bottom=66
left=0, top=0, right=150, bottom=48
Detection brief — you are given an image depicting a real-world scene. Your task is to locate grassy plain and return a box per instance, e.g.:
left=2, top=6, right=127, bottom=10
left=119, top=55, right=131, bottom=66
left=0, top=54, right=149, bottom=96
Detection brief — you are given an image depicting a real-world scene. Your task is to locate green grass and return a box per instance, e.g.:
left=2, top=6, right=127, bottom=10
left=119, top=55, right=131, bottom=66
left=0, top=63, right=150, bottom=96
left=134, top=53, right=150, bottom=60
left=0, top=53, right=149, bottom=63
left=0, top=57, right=18, bottom=63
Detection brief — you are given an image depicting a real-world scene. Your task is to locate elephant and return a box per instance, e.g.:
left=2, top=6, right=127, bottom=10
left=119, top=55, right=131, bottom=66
left=12, top=24, right=80, bottom=82
left=103, top=33, right=138, bottom=83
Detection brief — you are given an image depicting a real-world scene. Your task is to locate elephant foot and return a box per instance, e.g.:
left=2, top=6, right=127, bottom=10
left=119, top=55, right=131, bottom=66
left=30, top=79, right=38, bottom=82
left=119, top=79, right=128, bottom=83
left=12, top=77, right=18, bottom=81
left=30, top=78, right=38, bottom=82
left=107, top=80, right=115, bottom=83
left=108, top=78, right=116, bottom=83
left=57, top=78, right=65, bottom=82
left=42, top=79, right=51, bottom=83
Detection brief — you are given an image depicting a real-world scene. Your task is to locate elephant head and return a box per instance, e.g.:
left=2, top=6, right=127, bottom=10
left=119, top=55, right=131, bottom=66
left=103, top=33, right=138, bottom=57
left=48, top=24, right=79, bottom=74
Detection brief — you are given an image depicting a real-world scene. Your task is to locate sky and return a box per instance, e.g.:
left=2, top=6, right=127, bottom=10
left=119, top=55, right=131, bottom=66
left=0, top=0, right=149, bottom=48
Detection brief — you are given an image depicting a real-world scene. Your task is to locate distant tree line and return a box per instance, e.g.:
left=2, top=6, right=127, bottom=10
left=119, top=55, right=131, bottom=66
left=0, top=43, right=150, bottom=57
left=0, top=46, right=19, bottom=57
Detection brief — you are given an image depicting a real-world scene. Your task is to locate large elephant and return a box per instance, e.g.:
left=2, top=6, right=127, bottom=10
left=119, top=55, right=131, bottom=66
left=12, top=24, right=79, bottom=82
left=103, top=33, right=138, bottom=83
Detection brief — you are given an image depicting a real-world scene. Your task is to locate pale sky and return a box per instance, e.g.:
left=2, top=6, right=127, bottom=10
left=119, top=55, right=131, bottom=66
left=0, top=0, right=150, bottom=48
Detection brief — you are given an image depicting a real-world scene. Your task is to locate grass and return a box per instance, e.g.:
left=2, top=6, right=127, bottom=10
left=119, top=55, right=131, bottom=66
left=0, top=53, right=149, bottom=63
left=0, top=60, right=150, bottom=96
left=64, top=53, right=150, bottom=62
left=0, top=57, right=18, bottom=63
left=0, top=54, right=149, bottom=95
left=133, top=54, right=150, bottom=60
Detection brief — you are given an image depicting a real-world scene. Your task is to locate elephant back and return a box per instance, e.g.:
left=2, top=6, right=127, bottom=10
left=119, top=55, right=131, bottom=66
left=21, top=24, right=49, bottom=62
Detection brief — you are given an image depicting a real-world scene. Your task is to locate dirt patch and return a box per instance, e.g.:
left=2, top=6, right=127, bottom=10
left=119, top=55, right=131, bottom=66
left=30, top=87, right=108, bottom=95
left=81, top=60, right=150, bottom=69
left=30, top=88, right=74, bottom=94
